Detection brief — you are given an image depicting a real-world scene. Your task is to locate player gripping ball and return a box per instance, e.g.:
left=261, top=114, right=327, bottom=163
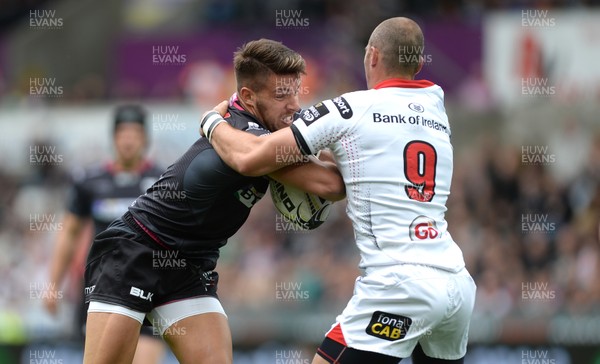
left=201, top=110, right=334, bottom=230
left=269, top=179, right=333, bottom=230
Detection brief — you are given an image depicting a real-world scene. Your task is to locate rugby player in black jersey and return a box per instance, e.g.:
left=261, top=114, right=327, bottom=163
left=82, top=39, right=345, bottom=364
left=44, top=105, right=166, bottom=363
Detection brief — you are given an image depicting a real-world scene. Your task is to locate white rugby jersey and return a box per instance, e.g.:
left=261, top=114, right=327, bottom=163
left=291, top=79, right=465, bottom=272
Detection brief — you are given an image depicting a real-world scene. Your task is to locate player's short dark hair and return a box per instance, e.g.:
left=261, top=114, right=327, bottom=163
left=233, top=39, right=306, bottom=92
left=113, top=104, right=146, bottom=134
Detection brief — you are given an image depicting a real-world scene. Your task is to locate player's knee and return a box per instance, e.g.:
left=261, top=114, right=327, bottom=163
left=197, top=350, right=232, bottom=364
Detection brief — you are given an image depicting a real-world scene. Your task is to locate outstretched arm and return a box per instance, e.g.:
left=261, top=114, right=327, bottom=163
left=200, top=103, right=345, bottom=200
left=216, top=122, right=300, bottom=177
left=210, top=123, right=345, bottom=200
left=44, top=213, right=89, bottom=315
left=269, top=155, right=345, bottom=201
left=200, top=101, right=307, bottom=177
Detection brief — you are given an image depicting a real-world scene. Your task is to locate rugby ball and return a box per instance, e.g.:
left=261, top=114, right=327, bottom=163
left=270, top=180, right=333, bottom=230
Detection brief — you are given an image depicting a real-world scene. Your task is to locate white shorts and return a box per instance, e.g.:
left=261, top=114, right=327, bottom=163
left=88, top=296, right=226, bottom=336
left=325, top=264, right=476, bottom=360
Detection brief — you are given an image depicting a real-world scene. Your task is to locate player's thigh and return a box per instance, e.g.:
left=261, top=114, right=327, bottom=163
left=149, top=296, right=231, bottom=364
left=312, top=354, right=329, bottom=364
left=418, top=271, right=476, bottom=361
left=132, top=327, right=166, bottom=364
left=83, top=310, right=143, bottom=364
left=163, top=312, right=231, bottom=364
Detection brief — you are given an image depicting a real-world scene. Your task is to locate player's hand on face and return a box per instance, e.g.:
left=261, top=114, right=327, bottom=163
left=199, top=100, right=229, bottom=139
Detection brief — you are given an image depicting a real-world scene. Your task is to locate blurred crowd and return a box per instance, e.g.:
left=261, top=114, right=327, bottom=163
left=2, top=0, right=599, bottom=104
left=454, top=131, right=600, bottom=319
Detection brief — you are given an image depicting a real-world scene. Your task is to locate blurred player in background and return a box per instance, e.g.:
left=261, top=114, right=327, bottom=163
left=44, top=105, right=166, bottom=364
left=82, top=39, right=344, bottom=364
left=204, top=17, right=476, bottom=364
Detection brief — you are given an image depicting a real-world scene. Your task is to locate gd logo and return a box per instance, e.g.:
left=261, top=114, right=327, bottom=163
left=409, top=216, right=439, bottom=240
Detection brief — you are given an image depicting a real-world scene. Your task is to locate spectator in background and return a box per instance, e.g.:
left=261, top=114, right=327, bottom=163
left=43, top=105, right=166, bottom=364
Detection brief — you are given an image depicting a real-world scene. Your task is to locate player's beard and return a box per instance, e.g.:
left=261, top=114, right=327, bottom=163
left=255, top=99, right=280, bottom=132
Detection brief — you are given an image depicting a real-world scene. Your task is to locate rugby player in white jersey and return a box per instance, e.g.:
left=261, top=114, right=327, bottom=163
left=202, top=17, right=476, bottom=364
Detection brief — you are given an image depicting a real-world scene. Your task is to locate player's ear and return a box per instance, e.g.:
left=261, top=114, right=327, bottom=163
left=369, top=46, right=379, bottom=67
left=415, top=56, right=424, bottom=76
left=239, top=87, right=255, bottom=106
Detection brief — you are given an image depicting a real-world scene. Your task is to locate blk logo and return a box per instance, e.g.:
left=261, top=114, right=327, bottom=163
left=130, top=286, right=153, bottom=301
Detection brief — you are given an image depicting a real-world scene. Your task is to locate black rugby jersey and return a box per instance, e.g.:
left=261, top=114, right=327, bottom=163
left=128, top=103, right=270, bottom=269
left=67, top=161, right=162, bottom=236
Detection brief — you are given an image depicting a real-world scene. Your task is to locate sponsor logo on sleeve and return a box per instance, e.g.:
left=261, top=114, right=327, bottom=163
left=300, top=102, right=329, bottom=125
left=331, top=96, right=353, bottom=119
left=366, top=311, right=412, bottom=341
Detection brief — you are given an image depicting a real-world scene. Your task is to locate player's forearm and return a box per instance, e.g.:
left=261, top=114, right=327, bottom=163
left=48, top=214, right=83, bottom=285
left=49, top=237, right=75, bottom=285
left=203, top=108, right=307, bottom=176
left=210, top=123, right=277, bottom=176
left=269, top=156, right=346, bottom=201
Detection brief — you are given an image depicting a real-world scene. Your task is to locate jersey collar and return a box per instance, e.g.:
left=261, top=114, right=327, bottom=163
left=373, top=78, right=435, bottom=89
left=228, top=92, right=245, bottom=112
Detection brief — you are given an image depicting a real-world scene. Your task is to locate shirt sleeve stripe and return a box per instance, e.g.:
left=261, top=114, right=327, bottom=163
left=290, top=123, right=313, bottom=156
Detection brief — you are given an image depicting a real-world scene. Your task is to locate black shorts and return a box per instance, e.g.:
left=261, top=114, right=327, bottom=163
left=76, top=295, right=157, bottom=338
left=84, top=212, right=219, bottom=313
